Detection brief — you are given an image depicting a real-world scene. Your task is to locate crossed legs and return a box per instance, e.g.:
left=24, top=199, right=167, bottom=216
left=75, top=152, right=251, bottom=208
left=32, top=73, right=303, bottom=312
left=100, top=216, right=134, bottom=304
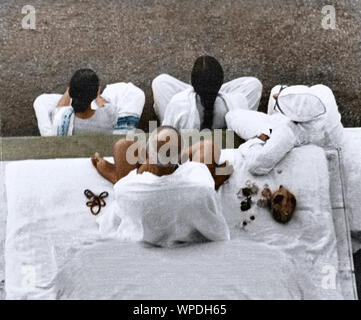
left=92, top=138, right=233, bottom=189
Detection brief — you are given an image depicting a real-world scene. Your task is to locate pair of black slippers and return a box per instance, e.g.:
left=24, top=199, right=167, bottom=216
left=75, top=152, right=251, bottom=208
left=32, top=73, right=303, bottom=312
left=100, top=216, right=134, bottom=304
left=84, top=189, right=109, bottom=215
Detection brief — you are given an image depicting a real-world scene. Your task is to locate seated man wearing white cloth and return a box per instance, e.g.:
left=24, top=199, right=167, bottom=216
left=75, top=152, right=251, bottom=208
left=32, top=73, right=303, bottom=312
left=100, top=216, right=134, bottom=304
left=152, top=55, right=262, bottom=130
left=33, top=69, right=145, bottom=136
left=91, top=126, right=232, bottom=247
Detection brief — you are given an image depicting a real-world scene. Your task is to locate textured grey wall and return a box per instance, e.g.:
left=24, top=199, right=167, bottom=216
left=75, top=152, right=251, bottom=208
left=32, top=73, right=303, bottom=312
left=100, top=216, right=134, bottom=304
left=1, top=0, right=360, bottom=136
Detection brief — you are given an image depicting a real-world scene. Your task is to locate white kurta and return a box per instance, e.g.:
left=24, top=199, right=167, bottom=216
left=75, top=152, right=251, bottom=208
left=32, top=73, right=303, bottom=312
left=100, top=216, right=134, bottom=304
left=152, top=74, right=263, bottom=130
left=97, top=161, right=230, bottom=247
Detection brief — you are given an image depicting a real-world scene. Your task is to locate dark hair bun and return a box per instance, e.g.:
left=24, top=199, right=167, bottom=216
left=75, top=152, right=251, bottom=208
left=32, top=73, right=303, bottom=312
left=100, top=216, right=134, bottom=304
left=69, top=69, right=99, bottom=113
left=71, top=97, right=89, bottom=113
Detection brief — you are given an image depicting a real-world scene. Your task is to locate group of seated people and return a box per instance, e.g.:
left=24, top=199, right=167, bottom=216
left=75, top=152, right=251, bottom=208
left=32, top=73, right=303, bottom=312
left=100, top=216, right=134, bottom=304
left=33, top=54, right=343, bottom=142
left=33, top=53, right=345, bottom=179
left=34, top=56, right=265, bottom=135
left=33, top=55, right=345, bottom=246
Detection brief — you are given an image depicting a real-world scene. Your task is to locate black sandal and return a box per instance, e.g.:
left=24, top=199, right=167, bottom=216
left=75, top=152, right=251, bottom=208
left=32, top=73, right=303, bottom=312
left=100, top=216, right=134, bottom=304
left=84, top=189, right=95, bottom=199
left=84, top=189, right=109, bottom=215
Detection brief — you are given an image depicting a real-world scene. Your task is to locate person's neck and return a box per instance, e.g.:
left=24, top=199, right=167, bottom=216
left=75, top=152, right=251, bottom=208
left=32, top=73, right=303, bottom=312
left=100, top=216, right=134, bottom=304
left=138, top=159, right=178, bottom=177
left=75, top=107, right=95, bottom=119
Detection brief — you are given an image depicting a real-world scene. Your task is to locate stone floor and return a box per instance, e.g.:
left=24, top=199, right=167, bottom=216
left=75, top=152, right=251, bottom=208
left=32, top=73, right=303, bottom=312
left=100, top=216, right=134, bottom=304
left=1, top=0, right=361, bottom=136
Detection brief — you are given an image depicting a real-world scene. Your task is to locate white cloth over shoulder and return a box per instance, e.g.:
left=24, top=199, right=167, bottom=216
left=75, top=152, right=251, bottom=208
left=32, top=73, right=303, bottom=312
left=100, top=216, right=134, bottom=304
left=163, top=88, right=249, bottom=130
left=225, top=109, right=273, bottom=140
left=33, top=82, right=145, bottom=136
left=96, top=162, right=230, bottom=247
left=155, top=75, right=262, bottom=130
left=52, top=106, right=75, bottom=136
left=33, top=93, right=63, bottom=136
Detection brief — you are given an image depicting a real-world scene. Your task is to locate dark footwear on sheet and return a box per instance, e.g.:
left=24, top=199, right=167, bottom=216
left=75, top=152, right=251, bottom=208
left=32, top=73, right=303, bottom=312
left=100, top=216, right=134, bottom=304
left=84, top=189, right=109, bottom=215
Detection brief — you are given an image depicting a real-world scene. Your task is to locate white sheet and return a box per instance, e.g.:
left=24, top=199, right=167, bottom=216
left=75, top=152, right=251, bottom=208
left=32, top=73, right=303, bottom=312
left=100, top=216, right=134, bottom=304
left=54, top=239, right=315, bottom=300
left=5, top=145, right=343, bottom=299
left=219, top=145, right=342, bottom=299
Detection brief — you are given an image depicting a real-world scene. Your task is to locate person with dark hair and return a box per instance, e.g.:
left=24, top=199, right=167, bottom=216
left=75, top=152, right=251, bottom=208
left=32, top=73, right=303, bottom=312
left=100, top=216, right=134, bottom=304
left=33, top=69, right=145, bottom=136
left=152, top=56, right=262, bottom=130
left=68, top=69, right=101, bottom=114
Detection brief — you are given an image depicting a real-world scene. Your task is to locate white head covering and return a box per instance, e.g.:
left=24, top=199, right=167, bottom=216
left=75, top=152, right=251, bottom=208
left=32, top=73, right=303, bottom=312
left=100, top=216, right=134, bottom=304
left=270, top=84, right=344, bottom=148
left=276, top=85, right=327, bottom=123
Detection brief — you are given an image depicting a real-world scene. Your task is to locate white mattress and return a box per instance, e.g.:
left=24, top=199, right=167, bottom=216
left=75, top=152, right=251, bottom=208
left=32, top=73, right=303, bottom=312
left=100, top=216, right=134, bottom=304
left=4, top=145, right=344, bottom=299
left=342, top=129, right=361, bottom=238
left=54, top=239, right=314, bottom=300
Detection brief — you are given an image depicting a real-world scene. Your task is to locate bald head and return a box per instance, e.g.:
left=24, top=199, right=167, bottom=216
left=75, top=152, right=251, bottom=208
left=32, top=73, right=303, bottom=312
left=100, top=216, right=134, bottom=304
left=147, top=126, right=183, bottom=167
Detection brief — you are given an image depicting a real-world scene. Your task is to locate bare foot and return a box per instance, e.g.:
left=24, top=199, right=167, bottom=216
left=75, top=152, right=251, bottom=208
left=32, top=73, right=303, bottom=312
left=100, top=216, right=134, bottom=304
left=91, top=152, right=102, bottom=168
left=91, top=152, right=117, bottom=184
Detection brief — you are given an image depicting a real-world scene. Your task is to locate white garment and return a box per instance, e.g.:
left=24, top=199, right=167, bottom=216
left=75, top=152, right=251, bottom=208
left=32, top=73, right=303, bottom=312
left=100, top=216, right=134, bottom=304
left=152, top=74, right=262, bottom=130
left=33, top=93, right=63, bottom=136
left=100, top=82, right=145, bottom=118
left=33, top=82, right=145, bottom=136
left=96, top=161, right=230, bottom=247
left=225, top=108, right=313, bottom=175
left=237, top=131, right=296, bottom=176
left=225, top=109, right=272, bottom=140
left=267, top=84, right=344, bottom=148
left=226, top=84, right=345, bottom=175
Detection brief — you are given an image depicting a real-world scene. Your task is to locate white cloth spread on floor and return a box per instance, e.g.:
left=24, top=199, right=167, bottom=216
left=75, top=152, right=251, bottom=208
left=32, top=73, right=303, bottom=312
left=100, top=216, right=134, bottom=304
left=218, top=144, right=342, bottom=299
left=97, top=162, right=230, bottom=247
left=4, top=145, right=344, bottom=299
